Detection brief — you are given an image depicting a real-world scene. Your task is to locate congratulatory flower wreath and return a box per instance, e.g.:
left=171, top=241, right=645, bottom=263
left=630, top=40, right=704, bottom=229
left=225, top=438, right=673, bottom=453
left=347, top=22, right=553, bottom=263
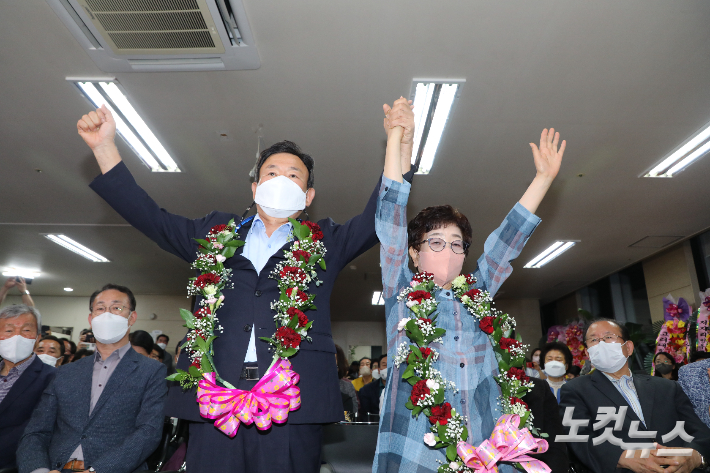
left=167, top=217, right=326, bottom=437
left=393, top=272, right=550, bottom=473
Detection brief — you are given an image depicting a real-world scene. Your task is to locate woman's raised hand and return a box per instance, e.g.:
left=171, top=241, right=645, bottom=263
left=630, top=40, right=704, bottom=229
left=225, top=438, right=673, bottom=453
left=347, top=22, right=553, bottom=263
left=383, top=97, right=414, bottom=144
left=529, top=128, right=566, bottom=183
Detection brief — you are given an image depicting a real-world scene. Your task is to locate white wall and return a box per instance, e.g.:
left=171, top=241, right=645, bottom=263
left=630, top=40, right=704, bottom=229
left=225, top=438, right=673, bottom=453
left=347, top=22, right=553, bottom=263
left=494, top=298, right=544, bottom=349
left=2, top=294, right=191, bottom=354
left=331, top=321, right=386, bottom=362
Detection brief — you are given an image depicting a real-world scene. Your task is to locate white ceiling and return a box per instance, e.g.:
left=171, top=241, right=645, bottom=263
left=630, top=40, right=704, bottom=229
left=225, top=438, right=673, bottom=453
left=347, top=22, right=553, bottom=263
left=2, top=1, right=710, bottom=322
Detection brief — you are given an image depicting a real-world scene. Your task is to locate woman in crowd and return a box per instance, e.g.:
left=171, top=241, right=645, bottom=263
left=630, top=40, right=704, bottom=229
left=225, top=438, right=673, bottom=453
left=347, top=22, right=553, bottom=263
left=540, top=342, right=573, bottom=403
left=654, top=351, right=679, bottom=381
left=352, top=357, right=373, bottom=391
left=566, top=365, right=581, bottom=380
left=129, top=330, right=156, bottom=358
left=525, top=347, right=544, bottom=379
left=336, top=344, right=358, bottom=420
left=374, top=97, right=565, bottom=472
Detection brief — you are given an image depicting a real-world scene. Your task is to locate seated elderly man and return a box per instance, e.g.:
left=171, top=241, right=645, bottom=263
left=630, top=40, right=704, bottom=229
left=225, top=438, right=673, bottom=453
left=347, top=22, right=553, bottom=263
left=0, top=304, right=56, bottom=470
left=17, top=283, right=168, bottom=473
left=560, top=318, right=710, bottom=473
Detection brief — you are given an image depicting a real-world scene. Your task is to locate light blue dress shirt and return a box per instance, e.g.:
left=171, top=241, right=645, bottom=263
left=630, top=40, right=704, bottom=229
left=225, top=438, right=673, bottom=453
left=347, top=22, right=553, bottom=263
left=602, top=370, right=646, bottom=426
left=240, top=214, right=292, bottom=362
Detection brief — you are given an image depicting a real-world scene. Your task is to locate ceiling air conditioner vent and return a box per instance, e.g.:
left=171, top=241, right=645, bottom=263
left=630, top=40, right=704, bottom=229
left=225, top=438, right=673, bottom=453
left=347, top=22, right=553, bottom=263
left=47, top=0, right=260, bottom=72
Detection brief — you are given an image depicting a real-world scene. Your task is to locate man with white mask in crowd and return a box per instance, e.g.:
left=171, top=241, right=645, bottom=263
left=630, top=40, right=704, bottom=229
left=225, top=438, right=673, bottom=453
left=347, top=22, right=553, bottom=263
left=18, top=283, right=167, bottom=473
left=0, top=304, right=56, bottom=470
left=560, top=318, right=710, bottom=473
left=35, top=335, right=65, bottom=367
left=76, top=97, right=415, bottom=473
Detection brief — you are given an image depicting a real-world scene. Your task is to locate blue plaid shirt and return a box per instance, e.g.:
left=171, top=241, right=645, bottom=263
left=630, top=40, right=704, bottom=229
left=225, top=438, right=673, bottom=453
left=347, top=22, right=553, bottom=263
left=374, top=175, right=541, bottom=473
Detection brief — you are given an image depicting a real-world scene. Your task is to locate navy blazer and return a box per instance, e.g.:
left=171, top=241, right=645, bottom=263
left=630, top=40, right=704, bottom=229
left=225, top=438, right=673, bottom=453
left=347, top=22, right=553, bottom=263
left=559, top=370, right=710, bottom=473
left=0, top=356, right=55, bottom=469
left=17, top=347, right=167, bottom=473
left=89, top=162, right=411, bottom=424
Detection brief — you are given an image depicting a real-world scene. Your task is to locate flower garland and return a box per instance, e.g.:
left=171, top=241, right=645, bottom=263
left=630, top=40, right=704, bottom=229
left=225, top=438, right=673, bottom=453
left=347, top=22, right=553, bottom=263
left=168, top=217, right=326, bottom=396
left=393, top=272, right=547, bottom=473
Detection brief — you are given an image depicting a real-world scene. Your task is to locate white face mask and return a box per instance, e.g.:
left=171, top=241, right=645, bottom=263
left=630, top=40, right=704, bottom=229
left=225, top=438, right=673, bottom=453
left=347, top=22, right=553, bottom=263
left=0, top=335, right=36, bottom=363
left=359, top=366, right=371, bottom=377
left=91, top=313, right=130, bottom=345
left=371, top=369, right=381, bottom=380
left=157, top=342, right=167, bottom=350
left=380, top=368, right=387, bottom=380
left=543, top=360, right=566, bottom=378
left=37, top=353, right=59, bottom=367
left=588, top=341, right=628, bottom=373
left=254, top=175, right=307, bottom=218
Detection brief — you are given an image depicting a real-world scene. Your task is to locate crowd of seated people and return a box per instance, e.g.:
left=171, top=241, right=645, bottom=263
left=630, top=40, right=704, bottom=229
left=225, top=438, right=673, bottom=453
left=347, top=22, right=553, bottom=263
left=3, top=278, right=710, bottom=473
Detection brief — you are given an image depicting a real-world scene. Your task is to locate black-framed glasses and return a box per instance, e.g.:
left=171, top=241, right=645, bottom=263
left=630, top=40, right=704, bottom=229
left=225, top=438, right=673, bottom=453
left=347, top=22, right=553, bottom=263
left=420, top=238, right=469, bottom=255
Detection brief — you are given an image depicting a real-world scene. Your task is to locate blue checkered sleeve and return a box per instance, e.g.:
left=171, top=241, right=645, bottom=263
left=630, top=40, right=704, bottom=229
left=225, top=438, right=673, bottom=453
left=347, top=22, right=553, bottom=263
left=471, top=202, right=541, bottom=297
left=376, top=175, right=411, bottom=298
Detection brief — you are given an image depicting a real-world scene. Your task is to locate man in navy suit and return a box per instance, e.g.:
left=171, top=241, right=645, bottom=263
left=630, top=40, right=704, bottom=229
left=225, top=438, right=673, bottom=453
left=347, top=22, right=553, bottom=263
left=17, top=284, right=167, bottom=473
left=0, top=304, right=56, bottom=470
left=75, top=98, right=415, bottom=473
left=560, top=319, right=710, bottom=473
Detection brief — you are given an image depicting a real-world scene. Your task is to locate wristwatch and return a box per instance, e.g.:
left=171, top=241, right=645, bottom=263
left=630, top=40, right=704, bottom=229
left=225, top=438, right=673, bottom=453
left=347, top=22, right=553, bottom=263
left=89, top=467, right=96, bottom=472
left=700, top=453, right=708, bottom=472
left=23, top=290, right=30, bottom=295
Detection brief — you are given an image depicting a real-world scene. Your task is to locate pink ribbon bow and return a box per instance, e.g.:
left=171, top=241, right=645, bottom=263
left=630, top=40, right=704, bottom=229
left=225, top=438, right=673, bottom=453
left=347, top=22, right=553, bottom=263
left=196, top=358, right=301, bottom=437
left=456, top=414, right=550, bottom=473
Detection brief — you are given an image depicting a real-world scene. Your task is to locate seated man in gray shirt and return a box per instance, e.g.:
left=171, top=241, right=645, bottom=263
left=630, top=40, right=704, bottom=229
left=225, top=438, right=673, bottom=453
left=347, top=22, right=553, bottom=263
left=17, top=283, right=168, bottom=473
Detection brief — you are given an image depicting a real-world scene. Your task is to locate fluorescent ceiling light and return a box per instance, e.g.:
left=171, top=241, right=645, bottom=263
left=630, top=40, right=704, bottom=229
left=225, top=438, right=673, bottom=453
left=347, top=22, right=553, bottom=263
left=524, top=241, right=577, bottom=268
left=644, top=120, right=710, bottom=177
left=73, top=80, right=180, bottom=172
left=2, top=268, right=41, bottom=278
left=64, top=288, right=74, bottom=292
left=410, top=80, right=464, bottom=175
left=44, top=234, right=110, bottom=263
left=372, top=291, right=385, bottom=305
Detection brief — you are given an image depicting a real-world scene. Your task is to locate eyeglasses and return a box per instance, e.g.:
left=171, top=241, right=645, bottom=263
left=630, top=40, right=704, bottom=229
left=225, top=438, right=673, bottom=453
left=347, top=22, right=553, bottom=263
left=585, top=334, right=623, bottom=346
left=420, top=238, right=469, bottom=254
left=91, top=305, right=130, bottom=316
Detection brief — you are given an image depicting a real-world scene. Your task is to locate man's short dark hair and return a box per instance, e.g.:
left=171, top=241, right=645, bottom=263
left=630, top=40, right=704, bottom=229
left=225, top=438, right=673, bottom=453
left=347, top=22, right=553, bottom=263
left=540, top=341, right=573, bottom=370
left=40, top=335, right=65, bottom=357
left=90, top=283, right=136, bottom=312
left=583, top=318, right=629, bottom=345
left=359, top=357, right=371, bottom=365
left=378, top=354, right=388, bottom=364
left=157, top=334, right=169, bottom=343
left=59, top=338, right=77, bottom=354
left=691, top=351, right=710, bottom=363
left=253, top=140, right=315, bottom=188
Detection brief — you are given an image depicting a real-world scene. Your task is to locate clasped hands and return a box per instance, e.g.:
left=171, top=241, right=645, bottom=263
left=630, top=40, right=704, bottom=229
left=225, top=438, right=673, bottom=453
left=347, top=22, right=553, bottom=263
left=619, top=444, right=702, bottom=473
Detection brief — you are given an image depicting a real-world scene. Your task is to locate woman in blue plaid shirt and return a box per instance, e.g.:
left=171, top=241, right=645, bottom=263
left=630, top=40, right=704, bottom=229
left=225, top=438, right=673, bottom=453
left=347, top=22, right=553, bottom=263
left=374, top=98, right=566, bottom=472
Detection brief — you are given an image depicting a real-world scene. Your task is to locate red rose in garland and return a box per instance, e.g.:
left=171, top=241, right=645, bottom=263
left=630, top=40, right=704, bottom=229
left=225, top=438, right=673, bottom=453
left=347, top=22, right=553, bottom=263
left=194, top=273, right=220, bottom=288
left=507, top=367, right=529, bottom=382
left=194, top=307, right=211, bottom=319
left=275, top=326, right=301, bottom=348
left=286, top=287, right=309, bottom=302
left=510, top=397, right=528, bottom=409
left=304, top=221, right=323, bottom=241
left=419, top=347, right=432, bottom=358
left=287, top=307, right=308, bottom=327
left=408, top=290, right=432, bottom=304
left=429, top=402, right=452, bottom=425
left=209, top=224, right=227, bottom=234
left=291, top=249, right=311, bottom=262
left=410, top=380, right=431, bottom=406
left=478, top=316, right=495, bottom=334
left=463, top=288, right=481, bottom=300
left=412, top=272, right=434, bottom=283
left=280, top=266, right=308, bottom=283
left=465, top=275, right=476, bottom=285
left=499, top=337, right=521, bottom=350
